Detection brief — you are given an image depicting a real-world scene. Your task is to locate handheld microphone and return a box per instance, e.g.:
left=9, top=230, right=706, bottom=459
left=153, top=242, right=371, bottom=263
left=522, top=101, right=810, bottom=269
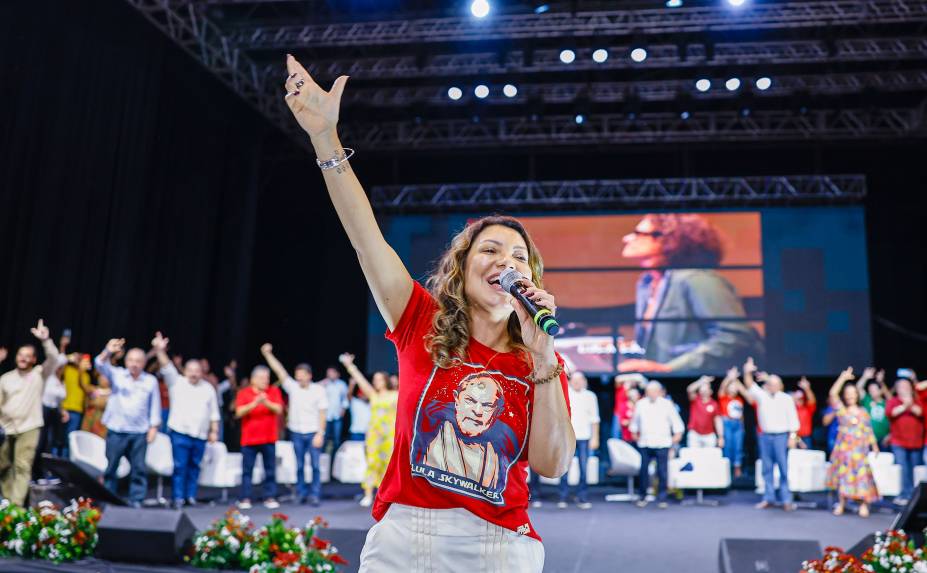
left=499, top=268, right=561, bottom=336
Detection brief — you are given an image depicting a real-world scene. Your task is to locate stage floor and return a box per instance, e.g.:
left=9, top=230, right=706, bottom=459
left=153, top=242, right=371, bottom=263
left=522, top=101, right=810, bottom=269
left=2, top=486, right=895, bottom=573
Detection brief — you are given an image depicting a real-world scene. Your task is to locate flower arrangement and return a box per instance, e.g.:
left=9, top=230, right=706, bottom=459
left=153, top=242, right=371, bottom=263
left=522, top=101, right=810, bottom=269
left=188, top=510, right=348, bottom=573
left=802, top=531, right=927, bottom=573
left=0, top=498, right=100, bottom=563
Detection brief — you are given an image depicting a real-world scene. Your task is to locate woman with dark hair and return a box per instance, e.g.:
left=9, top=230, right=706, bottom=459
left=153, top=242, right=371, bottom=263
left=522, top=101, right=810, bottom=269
left=284, top=56, right=573, bottom=571
left=339, top=354, right=398, bottom=507
left=619, top=213, right=764, bottom=374
left=827, top=367, right=880, bottom=517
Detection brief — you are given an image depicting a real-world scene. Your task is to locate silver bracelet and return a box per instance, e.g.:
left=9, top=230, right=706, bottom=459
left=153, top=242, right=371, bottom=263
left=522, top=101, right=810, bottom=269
left=316, top=147, right=354, bottom=171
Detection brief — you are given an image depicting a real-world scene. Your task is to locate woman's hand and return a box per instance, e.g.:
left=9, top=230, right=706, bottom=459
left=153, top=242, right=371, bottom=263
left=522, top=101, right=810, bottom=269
left=284, top=55, right=348, bottom=140
left=509, top=278, right=557, bottom=364
left=339, top=353, right=355, bottom=366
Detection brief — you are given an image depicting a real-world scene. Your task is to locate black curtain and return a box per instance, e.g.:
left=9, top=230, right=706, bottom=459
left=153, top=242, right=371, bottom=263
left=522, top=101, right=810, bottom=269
left=0, top=1, right=269, bottom=362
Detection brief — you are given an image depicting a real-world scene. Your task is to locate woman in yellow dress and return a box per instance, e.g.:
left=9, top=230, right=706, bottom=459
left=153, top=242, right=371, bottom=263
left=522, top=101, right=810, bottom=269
left=340, top=353, right=398, bottom=507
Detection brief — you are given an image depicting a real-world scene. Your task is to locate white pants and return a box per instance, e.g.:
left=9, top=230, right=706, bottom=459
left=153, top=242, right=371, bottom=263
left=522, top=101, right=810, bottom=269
left=359, top=504, right=545, bottom=573
left=687, top=431, right=718, bottom=448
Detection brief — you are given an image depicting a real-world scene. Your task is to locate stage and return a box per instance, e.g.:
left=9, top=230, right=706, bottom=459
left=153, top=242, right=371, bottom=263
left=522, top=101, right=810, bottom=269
left=0, top=485, right=893, bottom=573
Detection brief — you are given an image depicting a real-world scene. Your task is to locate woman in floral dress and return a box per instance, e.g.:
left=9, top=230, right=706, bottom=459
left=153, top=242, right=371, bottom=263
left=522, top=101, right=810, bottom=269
left=339, top=353, right=399, bottom=507
left=827, top=367, right=880, bottom=517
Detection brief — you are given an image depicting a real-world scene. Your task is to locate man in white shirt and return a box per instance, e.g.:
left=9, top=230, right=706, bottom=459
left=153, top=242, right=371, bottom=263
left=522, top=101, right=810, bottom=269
left=262, top=344, right=328, bottom=506
left=0, top=319, right=60, bottom=506
left=630, top=381, right=684, bottom=509
left=743, top=357, right=799, bottom=511
left=151, top=332, right=220, bottom=508
left=558, top=372, right=600, bottom=510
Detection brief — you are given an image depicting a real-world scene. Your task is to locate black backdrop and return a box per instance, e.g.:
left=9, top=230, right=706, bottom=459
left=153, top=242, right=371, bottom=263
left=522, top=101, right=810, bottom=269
left=1, top=1, right=925, bottom=378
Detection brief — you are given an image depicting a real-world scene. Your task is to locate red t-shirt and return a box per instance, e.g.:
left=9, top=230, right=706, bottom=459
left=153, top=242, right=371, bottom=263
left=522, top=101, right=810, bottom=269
left=718, top=395, right=744, bottom=422
left=236, top=386, right=283, bottom=446
left=614, top=384, right=627, bottom=416
left=373, top=282, right=570, bottom=542
left=688, top=398, right=720, bottom=435
left=796, top=402, right=816, bottom=438
left=887, top=397, right=925, bottom=449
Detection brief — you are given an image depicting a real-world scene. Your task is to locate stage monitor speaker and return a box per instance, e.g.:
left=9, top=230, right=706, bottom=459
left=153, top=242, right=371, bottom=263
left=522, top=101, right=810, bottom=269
left=890, top=482, right=927, bottom=545
left=97, top=506, right=196, bottom=564
left=38, top=454, right=126, bottom=506
left=719, top=538, right=821, bottom=573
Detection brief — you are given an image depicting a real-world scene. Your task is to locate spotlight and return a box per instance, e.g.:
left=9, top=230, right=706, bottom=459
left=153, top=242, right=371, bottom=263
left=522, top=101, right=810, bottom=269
left=680, top=111, right=690, bottom=120
left=695, top=78, right=711, bottom=92
left=755, top=76, right=772, bottom=91
left=447, top=87, right=463, bottom=100
left=503, top=84, right=518, bottom=98
left=740, top=107, right=751, bottom=117
left=592, top=48, right=609, bottom=63
left=725, top=77, right=741, bottom=91
left=574, top=114, right=585, bottom=124
left=727, top=0, right=746, bottom=6
left=470, top=0, right=490, bottom=18
left=534, top=3, right=550, bottom=13
left=630, top=47, right=648, bottom=63
left=560, top=49, right=576, bottom=64
left=666, top=0, right=683, bottom=6
left=474, top=84, right=489, bottom=99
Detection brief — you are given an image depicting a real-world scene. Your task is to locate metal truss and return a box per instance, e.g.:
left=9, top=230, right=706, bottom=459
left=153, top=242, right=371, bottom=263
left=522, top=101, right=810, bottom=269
left=342, top=70, right=927, bottom=106
left=369, top=175, right=867, bottom=211
left=228, top=0, right=927, bottom=49
left=339, top=106, right=927, bottom=149
left=302, top=37, right=927, bottom=81
left=125, top=0, right=304, bottom=146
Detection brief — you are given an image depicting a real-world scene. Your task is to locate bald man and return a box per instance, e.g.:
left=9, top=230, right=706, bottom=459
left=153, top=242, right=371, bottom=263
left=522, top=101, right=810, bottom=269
left=95, top=338, right=161, bottom=507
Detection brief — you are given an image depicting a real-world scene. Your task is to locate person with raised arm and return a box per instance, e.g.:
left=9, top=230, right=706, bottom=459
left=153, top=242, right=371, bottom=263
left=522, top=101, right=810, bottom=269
left=744, top=357, right=799, bottom=512
left=282, top=54, right=572, bottom=570
left=150, top=332, right=220, bottom=508
left=94, top=337, right=161, bottom=508
left=685, top=375, right=724, bottom=449
left=826, top=367, right=879, bottom=517
left=0, top=320, right=61, bottom=506
left=793, top=377, right=817, bottom=449
left=339, top=353, right=397, bottom=508
left=718, top=367, right=749, bottom=477
left=856, top=367, right=891, bottom=448
left=260, top=343, right=328, bottom=506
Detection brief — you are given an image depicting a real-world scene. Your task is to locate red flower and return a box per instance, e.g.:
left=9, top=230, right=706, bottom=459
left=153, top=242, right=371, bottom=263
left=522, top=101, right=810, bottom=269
left=273, top=551, right=300, bottom=566
left=330, top=553, right=349, bottom=565
left=311, top=537, right=331, bottom=551
left=271, top=512, right=289, bottom=522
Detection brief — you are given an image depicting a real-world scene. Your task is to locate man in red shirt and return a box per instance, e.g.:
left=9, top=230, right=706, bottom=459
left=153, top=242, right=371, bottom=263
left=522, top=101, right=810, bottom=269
left=793, top=377, right=817, bottom=449
left=235, top=365, right=284, bottom=509
left=888, top=378, right=924, bottom=504
left=686, top=375, right=724, bottom=448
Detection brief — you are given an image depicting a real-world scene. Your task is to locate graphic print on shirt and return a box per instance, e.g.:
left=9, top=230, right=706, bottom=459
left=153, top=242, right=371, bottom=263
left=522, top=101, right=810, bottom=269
left=410, top=362, right=530, bottom=506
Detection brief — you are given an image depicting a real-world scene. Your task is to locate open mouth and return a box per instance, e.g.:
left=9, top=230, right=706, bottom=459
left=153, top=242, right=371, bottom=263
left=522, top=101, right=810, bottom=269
left=487, top=274, right=504, bottom=291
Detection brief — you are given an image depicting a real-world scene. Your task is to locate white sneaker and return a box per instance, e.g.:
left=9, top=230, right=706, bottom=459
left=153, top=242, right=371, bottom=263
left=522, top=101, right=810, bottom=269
left=556, top=501, right=568, bottom=509
left=359, top=495, right=373, bottom=507
left=263, top=498, right=280, bottom=509
left=237, top=499, right=252, bottom=510
left=577, top=502, right=592, bottom=510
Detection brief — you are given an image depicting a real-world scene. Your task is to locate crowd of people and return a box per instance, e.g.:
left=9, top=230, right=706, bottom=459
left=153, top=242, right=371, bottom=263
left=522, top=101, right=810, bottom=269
left=0, top=321, right=396, bottom=510
left=1, top=320, right=923, bottom=519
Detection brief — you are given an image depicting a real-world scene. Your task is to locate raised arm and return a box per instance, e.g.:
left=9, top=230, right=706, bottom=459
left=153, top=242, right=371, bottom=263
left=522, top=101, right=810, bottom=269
left=339, top=353, right=375, bottom=399
left=95, top=338, right=124, bottom=383
left=31, top=319, right=60, bottom=380
left=798, top=377, right=816, bottom=406
left=828, top=367, right=855, bottom=406
left=260, top=343, right=290, bottom=384
left=284, top=56, right=413, bottom=331
left=686, top=375, right=713, bottom=401
left=855, top=366, right=875, bottom=395
left=875, top=369, right=892, bottom=400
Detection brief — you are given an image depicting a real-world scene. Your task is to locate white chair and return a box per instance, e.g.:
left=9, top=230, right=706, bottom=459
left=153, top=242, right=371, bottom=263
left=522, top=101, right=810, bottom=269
left=275, top=441, right=298, bottom=499
left=869, top=451, right=902, bottom=497
left=68, top=430, right=130, bottom=480
left=198, top=442, right=243, bottom=502
left=333, top=441, right=367, bottom=484
left=144, top=432, right=174, bottom=505
left=605, top=438, right=642, bottom=502
left=913, top=465, right=927, bottom=486
left=755, top=449, right=828, bottom=495
left=669, top=447, right=731, bottom=505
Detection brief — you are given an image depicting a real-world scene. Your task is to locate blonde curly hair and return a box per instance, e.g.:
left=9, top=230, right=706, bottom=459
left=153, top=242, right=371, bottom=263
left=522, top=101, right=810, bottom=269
left=424, top=216, right=545, bottom=369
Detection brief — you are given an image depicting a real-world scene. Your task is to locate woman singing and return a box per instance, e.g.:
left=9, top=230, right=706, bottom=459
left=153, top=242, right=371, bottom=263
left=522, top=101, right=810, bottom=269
left=283, top=57, right=574, bottom=571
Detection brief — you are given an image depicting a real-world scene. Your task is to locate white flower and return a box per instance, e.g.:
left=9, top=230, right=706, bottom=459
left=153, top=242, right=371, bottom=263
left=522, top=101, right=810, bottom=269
left=221, top=527, right=231, bottom=537
left=227, top=537, right=240, bottom=551
left=913, top=561, right=927, bottom=572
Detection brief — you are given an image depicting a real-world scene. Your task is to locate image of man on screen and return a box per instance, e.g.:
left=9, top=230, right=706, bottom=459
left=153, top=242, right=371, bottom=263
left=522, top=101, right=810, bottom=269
left=619, top=214, right=764, bottom=374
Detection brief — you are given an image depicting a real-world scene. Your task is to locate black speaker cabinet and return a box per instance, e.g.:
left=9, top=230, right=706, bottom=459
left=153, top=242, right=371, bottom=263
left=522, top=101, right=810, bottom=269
left=97, top=506, right=196, bottom=564
left=719, top=538, right=821, bottom=573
